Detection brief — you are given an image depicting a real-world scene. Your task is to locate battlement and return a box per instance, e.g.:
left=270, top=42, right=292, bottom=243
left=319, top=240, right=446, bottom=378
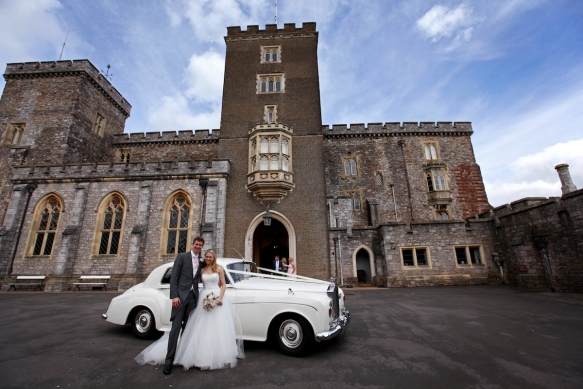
left=113, top=129, right=220, bottom=145
left=225, top=22, right=317, bottom=39
left=322, top=122, right=473, bottom=137
left=4, top=60, right=131, bottom=117
left=11, top=159, right=230, bottom=184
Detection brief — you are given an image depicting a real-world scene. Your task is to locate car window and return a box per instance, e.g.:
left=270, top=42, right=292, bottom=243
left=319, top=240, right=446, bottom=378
left=161, top=267, right=172, bottom=284
left=226, top=261, right=258, bottom=283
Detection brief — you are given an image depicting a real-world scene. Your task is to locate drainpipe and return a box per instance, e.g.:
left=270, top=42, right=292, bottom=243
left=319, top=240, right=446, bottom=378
left=8, top=183, right=37, bottom=275
left=198, top=178, right=209, bottom=235
left=398, top=140, right=414, bottom=222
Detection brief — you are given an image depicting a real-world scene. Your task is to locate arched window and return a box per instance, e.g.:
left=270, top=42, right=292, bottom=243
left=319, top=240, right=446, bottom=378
left=261, top=79, right=267, bottom=93
left=260, top=156, right=268, bottom=170
left=165, top=193, right=191, bottom=255
left=268, top=78, right=274, bottom=92
left=270, top=137, right=279, bottom=153
left=282, top=138, right=289, bottom=155
left=31, top=195, right=62, bottom=256
left=260, top=138, right=268, bottom=153
left=426, top=169, right=448, bottom=191
left=352, top=192, right=361, bottom=211
left=282, top=157, right=289, bottom=171
left=96, top=194, right=125, bottom=255
left=375, top=173, right=382, bottom=186
left=270, top=155, right=279, bottom=170
left=275, top=77, right=281, bottom=91
left=264, top=51, right=270, bottom=62
left=343, top=157, right=358, bottom=177
left=351, top=160, right=357, bottom=175
left=424, top=143, right=438, bottom=160
left=344, top=160, right=351, bottom=176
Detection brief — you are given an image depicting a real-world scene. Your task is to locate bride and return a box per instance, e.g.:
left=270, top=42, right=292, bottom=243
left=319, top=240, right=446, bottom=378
left=135, top=249, right=244, bottom=370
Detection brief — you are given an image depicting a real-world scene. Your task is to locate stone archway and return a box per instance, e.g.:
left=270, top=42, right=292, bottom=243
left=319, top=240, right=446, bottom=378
left=352, top=245, right=375, bottom=284
left=245, top=211, right=296, bottom=271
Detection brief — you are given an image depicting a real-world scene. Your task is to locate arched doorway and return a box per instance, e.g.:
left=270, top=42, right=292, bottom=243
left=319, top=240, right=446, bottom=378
left=245, top=211, right=296, bottom=270
left=252, top=218, right=289, bottom=269
left=354, top=246, right=374, bottom=284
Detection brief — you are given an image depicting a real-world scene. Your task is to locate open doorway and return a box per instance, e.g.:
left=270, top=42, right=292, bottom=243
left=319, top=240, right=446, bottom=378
left=355, top=248, right=372, bottom=284
left=252, top=218, right=289, bottom=270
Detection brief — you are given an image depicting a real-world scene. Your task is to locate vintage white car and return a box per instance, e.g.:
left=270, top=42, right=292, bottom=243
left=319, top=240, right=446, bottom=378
left=102, top=258, right=350, bottom=355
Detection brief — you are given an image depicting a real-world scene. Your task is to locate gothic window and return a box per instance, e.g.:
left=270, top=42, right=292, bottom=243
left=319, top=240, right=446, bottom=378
left=282, top=138, right=289, bottom=155
left=120, top=149, right=131, bottom=163
left=30, top=195, right=61, bottom=256
left=96, top=194, right=125, bottom=255
left=375, top=173, right=382, bottom=186
left=260, top=138, right=268, bottom=153
left=282, top=156, right=289, bottom=171
left=257, top=74, right=284, bottom=93
left=342, top=157, right=359, bottom=177
left=4, top=123, right=25, bottom=146
left=454, top=245, right=484, bottom=266
left=270, top=137, right=279, bottom=153
left=401, top=247, right=431, bottom=268
left=261, top=46, right=281, bottom=63
left=345, top=190, right=362, bottom=211
left=426, top=169, right=447, bottom=191
left=165, top=193, right=191, bottom=255
left=93, top=113, right=105, bottom=137
left=270, top=155, right=279, bottom=170
left=260, top=156, right=268, bottom=170
left=434, top=204, right=450, bottom=220
left=423, top=142, right=439, bottom=161
left=264, top=105, right=277, bottom=124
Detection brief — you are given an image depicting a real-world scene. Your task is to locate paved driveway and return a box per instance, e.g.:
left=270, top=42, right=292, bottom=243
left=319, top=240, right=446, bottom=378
left=0, top=285, right=582, bottom=389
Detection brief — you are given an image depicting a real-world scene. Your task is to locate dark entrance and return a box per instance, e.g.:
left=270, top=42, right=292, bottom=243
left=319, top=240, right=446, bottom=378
left=253, top=218, right=289, bottom=270
left=356, top=248, right=372, bottom=284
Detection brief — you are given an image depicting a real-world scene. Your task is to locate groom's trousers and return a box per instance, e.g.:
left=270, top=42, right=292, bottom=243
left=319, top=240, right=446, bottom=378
left=165, top=290, right=196, bottom=364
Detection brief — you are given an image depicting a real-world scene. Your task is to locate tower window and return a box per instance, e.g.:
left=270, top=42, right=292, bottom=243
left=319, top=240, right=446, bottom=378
left=93, top=113, right=105, bottom=137
left=257, top=74, right=285, bottom=93
left=423, top=142, right=439, bottom=161
left=426, top=169, right=447, bottom=191
left=3, top=123, right=25, bottom=146
left=345, top=190, right=362, bottom=212
left=342, top=157, right=359, bottom=177
left=261, top=46, right=281, bottom=63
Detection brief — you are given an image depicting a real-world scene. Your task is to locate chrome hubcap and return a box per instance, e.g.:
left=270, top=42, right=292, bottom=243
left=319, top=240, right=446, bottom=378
left=279, top=319, right=303, bottom=349
left=135, top=310, right=152, bottom=333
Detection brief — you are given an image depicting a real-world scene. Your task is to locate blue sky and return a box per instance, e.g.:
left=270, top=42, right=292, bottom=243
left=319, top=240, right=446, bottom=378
left=1, top=0, right=582, bottom=206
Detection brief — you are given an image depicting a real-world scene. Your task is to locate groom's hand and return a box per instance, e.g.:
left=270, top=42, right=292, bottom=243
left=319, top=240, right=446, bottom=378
left=172, top=297, right=181, bottom=309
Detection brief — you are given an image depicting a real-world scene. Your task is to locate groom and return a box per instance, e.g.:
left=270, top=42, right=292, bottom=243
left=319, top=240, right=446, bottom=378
left=163, top=236, right=205, bottom=375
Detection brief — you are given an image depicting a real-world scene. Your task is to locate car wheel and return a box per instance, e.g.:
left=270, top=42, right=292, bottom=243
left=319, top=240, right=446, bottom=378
left=274, top=315, right=313, bottom=356
left=132, top=308, right=156, bottom=339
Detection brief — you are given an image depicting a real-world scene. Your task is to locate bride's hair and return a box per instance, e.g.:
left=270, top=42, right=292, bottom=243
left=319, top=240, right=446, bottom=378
left=204, top=249, right=220, bottom=273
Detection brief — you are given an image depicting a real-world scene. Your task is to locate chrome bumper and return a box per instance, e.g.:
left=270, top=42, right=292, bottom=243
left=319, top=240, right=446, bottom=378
left=101, top=313, right=108, bottom=320
left=315, top=310, right=350, bottom=342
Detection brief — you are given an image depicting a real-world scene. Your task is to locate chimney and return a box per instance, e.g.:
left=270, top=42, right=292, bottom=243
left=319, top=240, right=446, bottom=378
left=555, top=164, right=577, bottom=195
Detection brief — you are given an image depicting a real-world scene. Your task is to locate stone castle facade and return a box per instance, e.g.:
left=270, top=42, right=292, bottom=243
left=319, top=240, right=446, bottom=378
left=1, top=23, right=581, bottom=292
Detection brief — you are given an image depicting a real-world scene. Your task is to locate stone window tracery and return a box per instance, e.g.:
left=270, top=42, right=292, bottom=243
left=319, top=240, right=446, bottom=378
left=95, top=193, right=125, bottom=255
left=342, top=157, right=359, bottom=177
left=345, top=190, right=362, bottom=211
left=250, top=134, right=292, bottom=173
left=426, top=169, right=447, bottom=191
left=423, top=142, right=439, bottom=161
left=165, top=193, right=191, bottom=255
left=4, top=123, right=25, bottom=146
left=30, top=195, right=61, bottom=256
left=261, top=46, right=281, bottom=63
left=120, top=148, right=131, bottom=163
left=257, top=74, right=285, bottom=93
left=93, top=113, right=105, bottom=137
left=264, top=105, right=278, bottom=124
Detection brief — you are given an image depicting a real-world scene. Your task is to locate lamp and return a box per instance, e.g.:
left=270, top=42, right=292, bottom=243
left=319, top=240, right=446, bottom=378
left=263, top=204, right=272, bottom=226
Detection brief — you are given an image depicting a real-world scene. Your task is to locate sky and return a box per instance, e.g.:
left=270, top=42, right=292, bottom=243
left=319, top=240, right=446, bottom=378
left=0, top=0, right=581, bottom=207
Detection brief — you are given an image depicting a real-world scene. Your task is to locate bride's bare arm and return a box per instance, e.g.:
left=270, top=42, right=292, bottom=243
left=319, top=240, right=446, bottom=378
left=217, top=267, right=227, bottom=305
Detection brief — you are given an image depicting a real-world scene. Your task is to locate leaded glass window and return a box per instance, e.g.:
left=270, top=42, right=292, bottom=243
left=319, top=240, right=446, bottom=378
left=166, top=193, right=190, bottom=255
left=32, top=196, right=61, bottom=256
left=98, top=194, right=125, bottom=255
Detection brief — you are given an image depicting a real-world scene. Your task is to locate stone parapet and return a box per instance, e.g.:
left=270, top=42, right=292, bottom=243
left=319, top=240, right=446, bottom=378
left=225, top=22, right=317, bottom=40
left=11, top=160, right=230, bottom=184
left=4, top=60, right=131, bottom=117
left=322, top=122, right=473, bottom=137
left=113, top=129, right=220, bottom=145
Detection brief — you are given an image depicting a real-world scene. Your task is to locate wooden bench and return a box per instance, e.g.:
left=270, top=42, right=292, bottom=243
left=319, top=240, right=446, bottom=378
left=8, top=276, right=46, bottom=291
left=73, top=275, right=111, bottom=291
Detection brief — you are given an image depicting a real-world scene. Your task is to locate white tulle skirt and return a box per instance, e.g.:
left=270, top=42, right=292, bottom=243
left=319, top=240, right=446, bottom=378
left=135, top=287, right=244, bottom=370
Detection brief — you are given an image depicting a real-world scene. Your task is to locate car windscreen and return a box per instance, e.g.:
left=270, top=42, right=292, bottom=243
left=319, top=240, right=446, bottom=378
left=226, top=261, right=258, bottom=283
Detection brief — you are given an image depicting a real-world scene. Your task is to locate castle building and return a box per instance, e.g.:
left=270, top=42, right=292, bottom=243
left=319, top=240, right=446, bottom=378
left=1, top=23, right=581, bottom=292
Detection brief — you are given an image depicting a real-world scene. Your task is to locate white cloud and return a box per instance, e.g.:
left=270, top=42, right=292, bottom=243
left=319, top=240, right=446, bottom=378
left=0, top=0, right=65, bottom=62
left=184, top=50, right=225, bottom=104
left=484, top=139, right=583, bottom=206
left=416, top=3, right=477, bottom=48
left=148, top=93, right=221, bottom=131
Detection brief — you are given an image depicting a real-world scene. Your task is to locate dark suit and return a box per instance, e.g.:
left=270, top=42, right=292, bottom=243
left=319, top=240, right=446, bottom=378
left=272, top=259, right=281, bottom=273
left=165, top=251, right=203, bottom=365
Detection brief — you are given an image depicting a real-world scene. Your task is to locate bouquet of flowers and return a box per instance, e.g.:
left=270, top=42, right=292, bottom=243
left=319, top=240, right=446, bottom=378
left=202, top=292, right=219, bottom=312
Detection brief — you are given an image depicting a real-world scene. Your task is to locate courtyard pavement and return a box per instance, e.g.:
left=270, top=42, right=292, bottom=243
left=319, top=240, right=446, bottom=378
left=0, top=285, right=582, bottom=389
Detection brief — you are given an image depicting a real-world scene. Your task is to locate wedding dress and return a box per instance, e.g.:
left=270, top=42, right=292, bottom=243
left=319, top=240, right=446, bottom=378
left=135, top=272, right=245, bottom=370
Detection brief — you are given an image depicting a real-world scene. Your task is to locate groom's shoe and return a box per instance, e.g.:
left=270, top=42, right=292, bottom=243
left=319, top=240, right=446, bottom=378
left=163, top=363, right=172, bottom=375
